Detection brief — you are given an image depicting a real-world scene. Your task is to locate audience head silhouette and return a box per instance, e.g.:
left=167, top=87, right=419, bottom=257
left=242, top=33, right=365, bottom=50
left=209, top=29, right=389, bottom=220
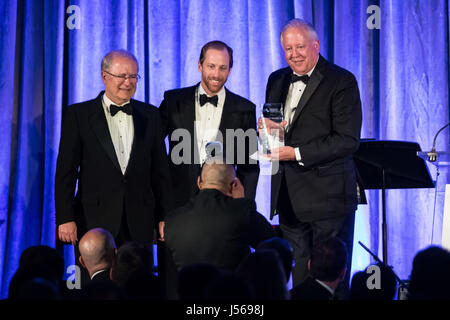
left=309, top=237, right=347, bottom=285
left=236, top=250, right=289, bottom=300
left=110, top=241, right=153, bottom=288
left=350, top=263, right=398, bottom=300
left=9, top=245, right=64, bottom=300
left=408, top=245, right=450, bottom=300
left=256, top=237, right=293, bottom=283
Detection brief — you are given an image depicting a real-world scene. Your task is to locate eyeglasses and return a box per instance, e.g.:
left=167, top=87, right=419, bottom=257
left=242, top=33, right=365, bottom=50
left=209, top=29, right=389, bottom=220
left=103, top=70, right=141, bottom=81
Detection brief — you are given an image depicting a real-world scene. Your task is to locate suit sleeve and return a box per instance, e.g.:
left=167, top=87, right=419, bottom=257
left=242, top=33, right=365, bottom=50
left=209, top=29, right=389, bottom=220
left=235, top=102, right=260, bottom=200
left=246, top=201, right=276, bottom=248
left=158, top=92, right=169, bottom=138
left=54, top=106, right=81, bottom=226
left=150, top=109, right=174, bottom=222
left=298, top=73, right=362, bottom=167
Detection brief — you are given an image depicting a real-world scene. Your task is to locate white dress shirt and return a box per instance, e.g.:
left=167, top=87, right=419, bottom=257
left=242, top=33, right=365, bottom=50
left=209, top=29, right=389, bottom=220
left=102, top=94, right=134, bottom=175
left=284, top=64, right=317, bottom=164
left=195, top=85, right=225, bottom=164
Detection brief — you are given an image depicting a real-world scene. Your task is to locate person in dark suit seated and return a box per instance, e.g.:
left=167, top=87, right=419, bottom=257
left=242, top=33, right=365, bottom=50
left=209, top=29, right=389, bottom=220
left=164, top=158, right=275, bottom=275
left=290, top=237, right=347, bottom=300
left=78, top=228, right=117, bottom=281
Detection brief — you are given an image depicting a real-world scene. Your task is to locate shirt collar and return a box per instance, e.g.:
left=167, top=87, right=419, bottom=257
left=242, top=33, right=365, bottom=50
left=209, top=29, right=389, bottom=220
left=197, top=84, right=226, bottom=105
left=103, top=93, right=130, bottom=108
left=90, top=269, right=108, bottom=280
left=293, top=60, right=317, bottom=78
left=315, top=279, right=335, bottom=296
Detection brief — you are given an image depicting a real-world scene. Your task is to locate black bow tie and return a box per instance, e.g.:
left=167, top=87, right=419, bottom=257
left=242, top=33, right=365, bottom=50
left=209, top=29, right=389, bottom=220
left=291, top=74, right=310, bottom=84
left=110, top=103, right=132, bottom=116
left=199, top=94, right=218, bottom=107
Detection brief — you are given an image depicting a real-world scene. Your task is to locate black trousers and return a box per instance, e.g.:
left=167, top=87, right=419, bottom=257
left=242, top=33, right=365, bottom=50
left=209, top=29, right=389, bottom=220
left=277, top=176, right=356, bottom=289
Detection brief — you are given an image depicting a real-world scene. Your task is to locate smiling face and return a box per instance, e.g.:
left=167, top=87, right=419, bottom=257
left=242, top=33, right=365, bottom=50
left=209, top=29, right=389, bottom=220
left=281, top=26, right=320, bottom=75
left=198, top=48, right=231, bottom=96
left=101, top=55, right=138, bottom=105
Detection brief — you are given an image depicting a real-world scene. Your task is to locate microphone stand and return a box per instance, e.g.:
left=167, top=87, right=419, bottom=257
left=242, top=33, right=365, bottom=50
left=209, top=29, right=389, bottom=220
left=358, top=241, right=407, bottom=288
left=427, top=122, right=450, bottom=162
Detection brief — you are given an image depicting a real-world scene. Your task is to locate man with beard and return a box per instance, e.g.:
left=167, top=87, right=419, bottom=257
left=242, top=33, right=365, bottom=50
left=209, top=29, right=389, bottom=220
left=159, top=40, right=260, bottom=298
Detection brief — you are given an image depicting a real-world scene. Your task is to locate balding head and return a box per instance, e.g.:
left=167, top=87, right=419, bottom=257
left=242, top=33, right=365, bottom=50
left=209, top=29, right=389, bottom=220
left=197, top=158, right=236, bottom=196
left=78, top=228, right=116, bottom=277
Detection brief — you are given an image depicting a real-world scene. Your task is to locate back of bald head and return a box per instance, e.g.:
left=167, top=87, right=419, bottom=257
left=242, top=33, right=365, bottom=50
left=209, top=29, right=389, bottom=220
left=79, top=228, right=116, bottom=268
left=200, top=158, right=235, bottom=190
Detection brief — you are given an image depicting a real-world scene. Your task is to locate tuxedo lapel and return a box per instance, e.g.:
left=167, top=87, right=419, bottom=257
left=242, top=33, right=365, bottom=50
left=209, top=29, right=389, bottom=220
left=179, top=86, right=200, bottom=165
left=218, top=89, right=239, bottom=135
left=125, top=101, right=147, bottom=176
left=89, top=96, right=122, bottom=173
left=289, top=57, right=325, bottom=133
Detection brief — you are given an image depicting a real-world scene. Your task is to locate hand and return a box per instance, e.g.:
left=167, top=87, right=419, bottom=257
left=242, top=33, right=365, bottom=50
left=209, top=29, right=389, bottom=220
left=268, top=146, right=296, bottom=161
left=257, top=117, right=287, bottom=135
left=231, top=177, right=245, bottom=199
left=158, top=221, right=165, bottom=242
left=57, top=221, right=78, bottom=245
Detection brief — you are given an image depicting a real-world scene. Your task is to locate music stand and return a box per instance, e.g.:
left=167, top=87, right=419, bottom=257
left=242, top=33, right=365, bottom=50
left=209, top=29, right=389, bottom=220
left=353, top=140, right=434, bottom=264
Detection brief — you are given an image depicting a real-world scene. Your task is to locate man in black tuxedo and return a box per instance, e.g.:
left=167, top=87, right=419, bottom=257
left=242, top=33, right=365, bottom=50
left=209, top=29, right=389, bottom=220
left=164, top=159, right=275, bottom=273
left=55, top=50, right=172, bottom=285
left=260, top=19, right=362, bottom=288
left=159, top=40, right=259, bottom=209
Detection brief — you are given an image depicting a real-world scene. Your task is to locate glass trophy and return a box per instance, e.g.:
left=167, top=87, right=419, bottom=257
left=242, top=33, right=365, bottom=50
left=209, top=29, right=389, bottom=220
left=260, top=103, right=285, bottom=155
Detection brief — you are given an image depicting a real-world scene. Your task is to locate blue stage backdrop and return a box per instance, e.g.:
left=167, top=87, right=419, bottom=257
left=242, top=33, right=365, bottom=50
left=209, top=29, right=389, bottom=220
left=0, top=0, right=449, bottom=298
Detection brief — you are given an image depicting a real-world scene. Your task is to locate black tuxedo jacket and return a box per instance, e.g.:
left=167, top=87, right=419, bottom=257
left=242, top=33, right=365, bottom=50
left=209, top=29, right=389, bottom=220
left=55, top=92, right=172, bottom=243
left=266, top=55, right=362, bottom=221
left=159, top=84, right=259, bottom=208
left=164, top=189, right=275, bottom=271
left=290, top=276, right=335, bottom=300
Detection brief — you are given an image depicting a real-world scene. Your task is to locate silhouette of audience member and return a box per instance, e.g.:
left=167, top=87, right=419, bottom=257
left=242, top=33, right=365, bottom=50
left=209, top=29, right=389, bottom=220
left=236, top=250, right=289, bottom=300
left=256, top=237, right=293, bottom=283
left=80, top=279, right=126, bottom=300
left=78, top=228, right=117, bottom=281
left=111, top=241, right=161, bottom=299
left=8, top=265, right=62, bottom=300
left=9, top=245, right=65, bottom=300
left=407, top=246, right=450, bottom=300
left=349, top=263, right=398, bottom=300
left=290, top=237, right=347, bottom=300
left=205, top=270, right=254, bottom=300
left=177, top=263, right=222, bottom=300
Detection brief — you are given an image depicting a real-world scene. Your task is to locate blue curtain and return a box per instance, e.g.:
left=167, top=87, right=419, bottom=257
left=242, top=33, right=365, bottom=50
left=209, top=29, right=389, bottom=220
left=1, top=0, right=449, bottom=298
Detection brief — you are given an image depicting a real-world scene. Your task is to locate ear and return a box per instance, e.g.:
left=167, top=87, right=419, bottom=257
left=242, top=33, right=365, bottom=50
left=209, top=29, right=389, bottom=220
left=197, top=176, right=202, bottom=190
left=339, top=267, right=347, bottom=281
left=314, top=40, right=320, bottom=52
left=79, top=256, right=86, bottom=269
left=198, top=61, right=202, bottom=73
left=307, top=259, right=311, bottom=271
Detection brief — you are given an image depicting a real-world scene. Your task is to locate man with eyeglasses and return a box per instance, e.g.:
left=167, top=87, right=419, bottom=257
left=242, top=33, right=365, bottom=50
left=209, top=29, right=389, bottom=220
left=55, top=50, right=172, bottom=288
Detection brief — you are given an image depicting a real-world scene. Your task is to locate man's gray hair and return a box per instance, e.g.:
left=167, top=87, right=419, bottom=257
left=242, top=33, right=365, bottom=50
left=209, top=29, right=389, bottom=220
left=101, top=49, right=139, bottom=72
left=280, top=19, right=319, bottom=43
